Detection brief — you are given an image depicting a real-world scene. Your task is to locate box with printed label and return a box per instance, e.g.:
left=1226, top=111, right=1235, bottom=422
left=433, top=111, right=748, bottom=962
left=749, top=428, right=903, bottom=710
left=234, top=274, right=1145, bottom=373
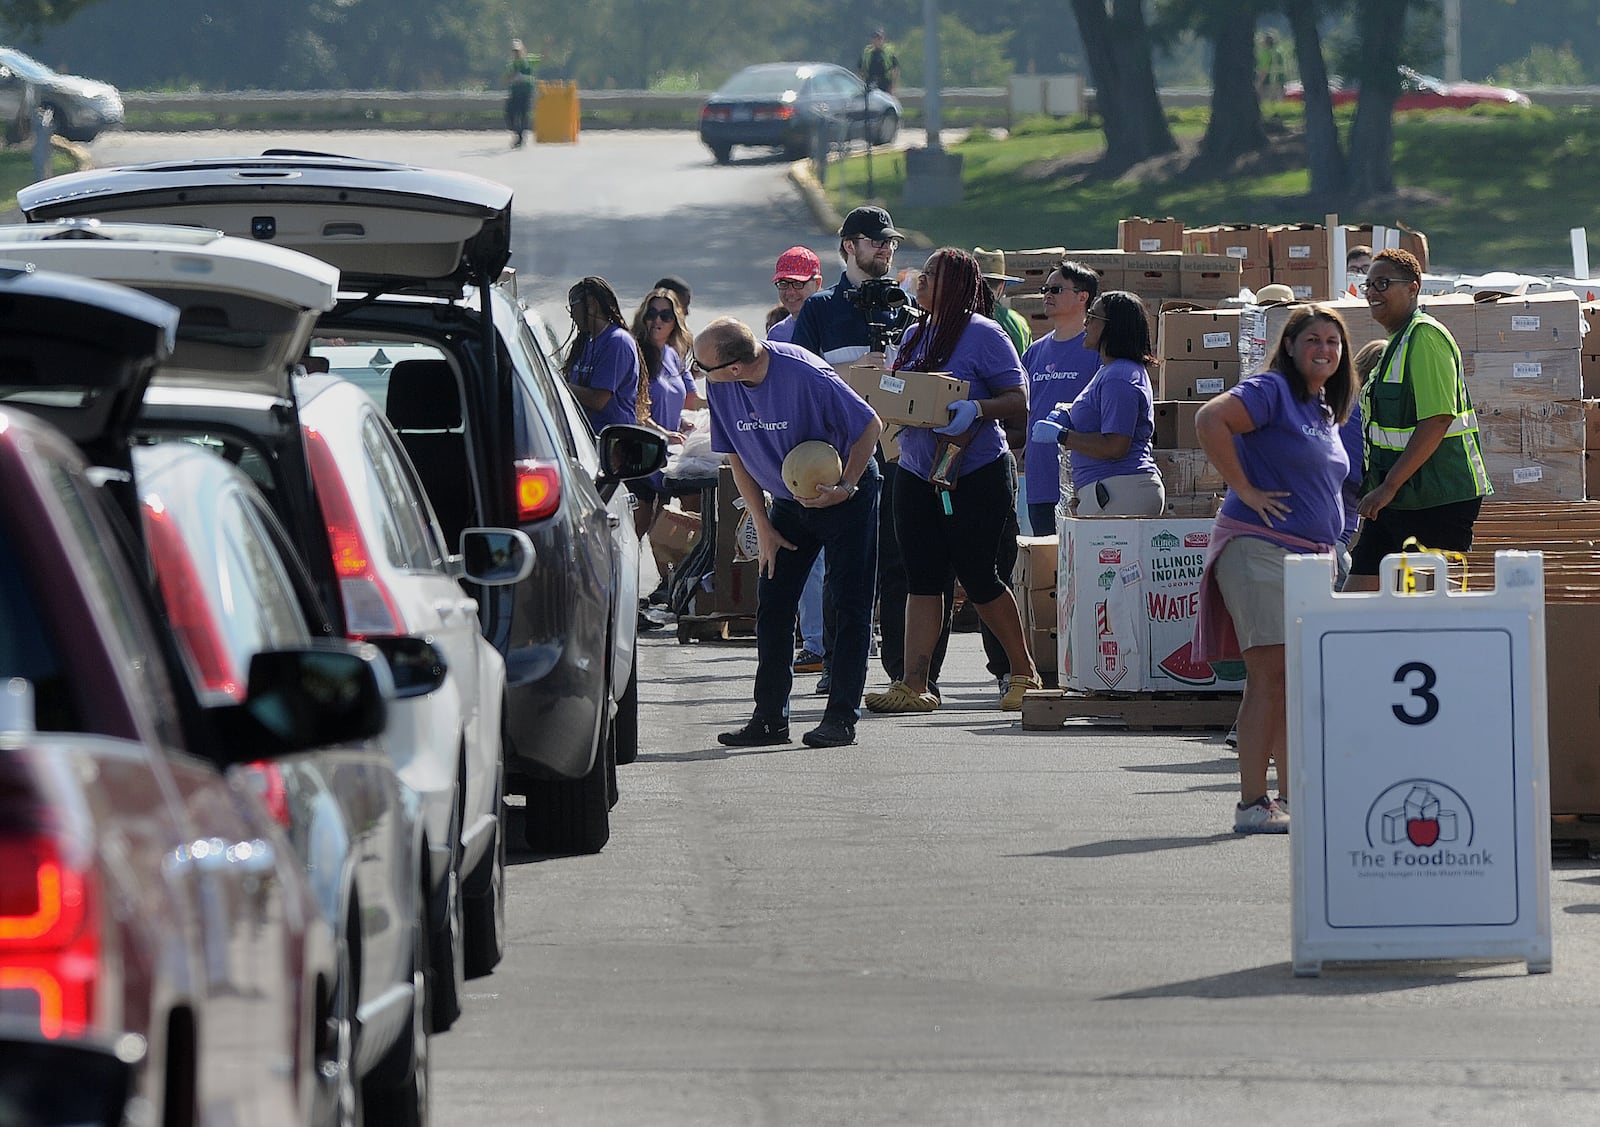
left=1120, top=251, right=1183, bottom=301
left=842, top=358, right=969, bottom=428
left=1118, top=217, right=1184, bottom=253
left=1159, top=305, right=1240, bottom=363
left=1481, top=449, right=1585, bottom=501
left=1269, top=223, right=1328, bottom=269
left=1004, top=248, right=1067, bottom=285
left=1463, top=350, right=1582, bottom=406
left=1159, top=358, right=1243, bottom=401
left=1056, top=249, right=1127, bottom=289
left=1276, top=272, right=1332, bottom=301
left=1185, top=224, right=1271, bottom=270
left=1474, top=291, right=1584, bottom=353
left=1474, top=400, right=1586, bottom=459
left=1058, top=518, right=1242, bottom=693
left=1153, top=400, right=1204, bottom=449
left=1179, top=253, right=1243, bottom=300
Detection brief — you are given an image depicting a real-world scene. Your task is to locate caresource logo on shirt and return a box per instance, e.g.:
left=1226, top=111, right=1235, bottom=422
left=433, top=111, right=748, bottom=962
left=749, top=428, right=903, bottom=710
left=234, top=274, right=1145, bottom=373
left=1302, top=422, right=1337, bottom=443
left=736, top=418, right=791, bottom=432
left=1035, top=365, right=1087, bottom=382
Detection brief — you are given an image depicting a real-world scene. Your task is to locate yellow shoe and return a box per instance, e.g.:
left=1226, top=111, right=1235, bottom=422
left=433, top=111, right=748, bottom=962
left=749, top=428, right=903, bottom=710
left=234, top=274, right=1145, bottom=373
left=1000, top=674, right=1043, bottom=711
left=864, top=681, right=940, bottom=713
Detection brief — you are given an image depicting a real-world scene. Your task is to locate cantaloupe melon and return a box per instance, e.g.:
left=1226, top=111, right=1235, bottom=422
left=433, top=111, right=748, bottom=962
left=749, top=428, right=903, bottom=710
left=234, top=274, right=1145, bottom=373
left=781, top=440, right=842, bottom=500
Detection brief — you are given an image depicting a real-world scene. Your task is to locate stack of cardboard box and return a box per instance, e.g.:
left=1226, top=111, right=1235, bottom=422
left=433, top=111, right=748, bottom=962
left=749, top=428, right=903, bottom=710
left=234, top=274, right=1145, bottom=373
left=1013, top=536, right=1059, bottom=679
left=1269, top=224, right=1331, bottom=301
left=1185, top=223, right=1272, bottom=295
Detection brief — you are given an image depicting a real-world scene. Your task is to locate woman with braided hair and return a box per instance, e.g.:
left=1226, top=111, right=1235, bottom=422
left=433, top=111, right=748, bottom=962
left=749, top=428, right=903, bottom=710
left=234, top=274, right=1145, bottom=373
left=563, top=275, right=651, bottom=436
left=864, top=247, right=1042, bottom=714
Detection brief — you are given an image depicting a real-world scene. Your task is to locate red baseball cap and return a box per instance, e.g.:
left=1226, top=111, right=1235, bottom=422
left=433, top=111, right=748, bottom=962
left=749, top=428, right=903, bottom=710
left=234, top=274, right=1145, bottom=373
left=773, top=246, right=821, bottom=282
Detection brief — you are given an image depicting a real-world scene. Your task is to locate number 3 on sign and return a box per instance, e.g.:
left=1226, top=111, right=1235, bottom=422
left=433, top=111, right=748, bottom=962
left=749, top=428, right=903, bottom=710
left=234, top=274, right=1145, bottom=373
left=1392, top=661, right=1440, bottom=726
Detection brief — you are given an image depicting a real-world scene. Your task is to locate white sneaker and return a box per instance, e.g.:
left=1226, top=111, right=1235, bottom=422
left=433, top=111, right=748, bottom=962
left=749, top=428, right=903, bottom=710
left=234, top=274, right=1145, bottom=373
left=1234, top=797, right=1290, bottom=834
left=1225, top=724, right=1239, bottom=748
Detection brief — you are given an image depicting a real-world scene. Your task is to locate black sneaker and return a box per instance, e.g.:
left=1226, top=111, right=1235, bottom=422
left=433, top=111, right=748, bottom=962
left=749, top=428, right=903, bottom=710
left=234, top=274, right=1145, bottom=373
left=717, top=718, right=791, bottom=747
left=814, top=668, right=832, bottom=695
left=802, top=718, right=856, bottom=748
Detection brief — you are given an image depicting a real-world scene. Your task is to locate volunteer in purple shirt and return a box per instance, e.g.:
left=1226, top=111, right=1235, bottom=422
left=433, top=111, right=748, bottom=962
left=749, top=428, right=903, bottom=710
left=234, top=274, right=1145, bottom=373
left=863, top=248, right=1041, bottom=715
left=627, top=286, right=700, bottom=537
left=563, top=275, right=647, bottom=435
left=1052, top=290, right=1164, bottom=517
left=698, top=318, right=883, bottom=750
left=1192, top=305, right=1356, bottom=835
left=1020, top=260, right=1101, bottom=535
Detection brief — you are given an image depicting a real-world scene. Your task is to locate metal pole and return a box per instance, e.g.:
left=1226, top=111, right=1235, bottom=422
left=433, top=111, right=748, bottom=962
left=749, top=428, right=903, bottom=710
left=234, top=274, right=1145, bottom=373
left=1443, top=0, right=1462, bottom=83
left=864, top=82, right=875, bottom=197
left=923, top=0, right=942, bottom=153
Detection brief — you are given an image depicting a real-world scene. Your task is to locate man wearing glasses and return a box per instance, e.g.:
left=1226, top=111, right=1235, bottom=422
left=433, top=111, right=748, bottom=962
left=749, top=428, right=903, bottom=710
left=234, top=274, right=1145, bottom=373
left=1021, top=261, right=1101, bottom=536
left=694, top=318, right=883, bottom=749
left=767, top=246, right=822, bottom=344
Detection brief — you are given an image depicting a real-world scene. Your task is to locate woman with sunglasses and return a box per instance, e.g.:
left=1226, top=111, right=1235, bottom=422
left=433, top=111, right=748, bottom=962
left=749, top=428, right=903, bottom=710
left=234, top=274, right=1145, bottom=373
left=564, top=276, right=650, bottom=437
left=1020, top=261, right=1101, bottom=536
left=1344, top=248, right=1490, bottom=591
left=864, top=247, right=1041, bottom=714
left=1046, top=291, right=1164, bottom=518
left=624, top=287, right=702, bottom=544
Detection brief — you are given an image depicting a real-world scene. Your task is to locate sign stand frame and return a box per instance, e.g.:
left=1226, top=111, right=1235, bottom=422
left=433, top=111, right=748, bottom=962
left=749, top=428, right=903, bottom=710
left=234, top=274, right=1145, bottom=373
left=1285, top=551, right=1552, bottom=977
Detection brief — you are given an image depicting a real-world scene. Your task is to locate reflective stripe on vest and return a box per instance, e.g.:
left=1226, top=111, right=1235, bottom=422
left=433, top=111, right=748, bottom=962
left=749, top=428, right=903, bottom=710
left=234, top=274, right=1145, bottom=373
left=1367, top=409, right=1481, bottom=452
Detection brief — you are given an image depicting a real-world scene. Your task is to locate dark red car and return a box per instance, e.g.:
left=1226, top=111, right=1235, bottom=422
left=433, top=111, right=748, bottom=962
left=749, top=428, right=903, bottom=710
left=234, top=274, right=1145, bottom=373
left=1285, top=66, right=1530, bottom=110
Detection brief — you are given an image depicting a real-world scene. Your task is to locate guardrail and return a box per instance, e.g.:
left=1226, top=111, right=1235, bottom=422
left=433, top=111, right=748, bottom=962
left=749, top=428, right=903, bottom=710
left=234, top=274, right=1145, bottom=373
left=117, top=84, right=1598, bottom=132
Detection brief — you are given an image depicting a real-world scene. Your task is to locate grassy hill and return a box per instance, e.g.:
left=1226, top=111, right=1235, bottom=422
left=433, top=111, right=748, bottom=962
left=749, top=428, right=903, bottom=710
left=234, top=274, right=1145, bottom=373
left=828, top=105, right=1598, bottom=277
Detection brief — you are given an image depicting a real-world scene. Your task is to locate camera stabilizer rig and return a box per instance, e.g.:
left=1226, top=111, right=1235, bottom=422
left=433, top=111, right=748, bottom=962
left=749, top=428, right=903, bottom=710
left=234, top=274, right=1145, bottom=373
left=844, top=277, right=917, bottom=354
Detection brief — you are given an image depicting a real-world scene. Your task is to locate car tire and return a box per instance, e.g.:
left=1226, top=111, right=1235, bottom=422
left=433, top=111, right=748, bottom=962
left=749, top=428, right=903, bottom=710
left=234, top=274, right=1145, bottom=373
left=874, top=110, right=899, bottom=146
left=363, top=893, right=431, bottom=1127
left=783, top=134, right=811, bottom=161
left=521, top=722, right=611, bottom=855
left=461, top=765, right=505, bottom=979
left=613, top=659, right=639, bottom=766
left=311, top=906, right=361, bottom=1127
left=427, top=788, right=465, bottom=1033
left=709, top=143, right=732, bottom=165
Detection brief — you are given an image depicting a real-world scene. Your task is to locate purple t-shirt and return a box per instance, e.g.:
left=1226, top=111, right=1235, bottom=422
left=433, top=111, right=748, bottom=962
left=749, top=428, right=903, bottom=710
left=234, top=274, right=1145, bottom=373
left=1218, top=369, right=1350, bottom=546
left=707, top=340, right=878, bottom=501
left=648, top=346, right=695, bottom=431
left=1021, top=330, right=1098, bottom=504
left=1339, top=403, right=1363, bottom=544
left=1063, top=358, right=1158, bottom=488
left=766, top=315, right=796, bottom=343
left=570, top=323, right=639, bottom=433
left=893, top=314, right=1025, bottom=483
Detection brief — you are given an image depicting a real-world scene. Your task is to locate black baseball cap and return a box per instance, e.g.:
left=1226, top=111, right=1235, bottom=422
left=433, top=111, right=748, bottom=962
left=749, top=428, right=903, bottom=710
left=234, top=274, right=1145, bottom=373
left=839, top=205, right=901, bottom=241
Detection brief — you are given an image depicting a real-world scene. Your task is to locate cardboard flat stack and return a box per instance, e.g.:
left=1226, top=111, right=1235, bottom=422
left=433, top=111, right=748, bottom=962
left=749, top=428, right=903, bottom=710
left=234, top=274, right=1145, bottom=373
left=1013, top=535, right=1059, bottom=677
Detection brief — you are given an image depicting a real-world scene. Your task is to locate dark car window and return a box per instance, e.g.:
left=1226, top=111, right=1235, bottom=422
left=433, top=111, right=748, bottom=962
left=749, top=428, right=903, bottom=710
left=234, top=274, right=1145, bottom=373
left=716, top=65, right=803, bottom=98
left=0, top=521, right=78, bottom=732
left=361, top=411, right=440, bottom=570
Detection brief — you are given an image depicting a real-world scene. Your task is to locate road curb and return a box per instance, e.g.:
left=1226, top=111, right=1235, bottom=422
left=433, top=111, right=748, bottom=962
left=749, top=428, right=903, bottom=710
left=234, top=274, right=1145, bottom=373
left=787, top=157, right=935, bottom=250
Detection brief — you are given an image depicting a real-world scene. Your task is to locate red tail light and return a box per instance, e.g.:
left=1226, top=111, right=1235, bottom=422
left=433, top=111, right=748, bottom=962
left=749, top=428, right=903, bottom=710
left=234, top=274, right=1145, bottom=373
left=0, top=836, right=97, bottom=1039
left=304, top=427, right=403, bottom=637
left=239, top=762, right=292, bottom=827
left=701, top=105, right=729, bottom=122
left=754, top=105, right=794, bottom=121
left=143, top=499, right=244, bottom=702
left=516, top=459, right=562, bottom=523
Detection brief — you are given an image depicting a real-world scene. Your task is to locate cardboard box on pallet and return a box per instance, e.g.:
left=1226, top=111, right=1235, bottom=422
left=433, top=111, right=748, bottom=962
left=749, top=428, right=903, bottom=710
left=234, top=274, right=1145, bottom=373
left=1118, top=216, right=1184, bottom=253
left=1159, top=358, right=1243, bottom=401
left=1481, top=449, right=1586, bottom=502
left=1014, top=535, right=1060, bottom=674
left=1153, top=449, right=1225, bottom=497
left=1544, top=602, right=1600, bottom=813
left=1464, top=350, right=1583, bottom=406
left=1060, top=249, right=1128, bottom=291
left=841, top=356, right=969, bottom=428
left=1153, top=400, right=1204, bottom=449
left=1186, top=223, right=1270, bottom=269
left=1057, top=517, right=1242, bottom=693
left=1008, top=293, right=1052, bottom=338
left=1005, top=248, right=1067, bottom=288
left=709, top=465, right=759, bottom=616
left=1120, top=252, right=1183, bottom=303
left=1474, top=400, right=1586, bottom=460
left=1159, top=304, right=1239, bottom=364
left=1179, top=253, right=1242, bottom=301
left=1474, top=291, right=1585, bottom=353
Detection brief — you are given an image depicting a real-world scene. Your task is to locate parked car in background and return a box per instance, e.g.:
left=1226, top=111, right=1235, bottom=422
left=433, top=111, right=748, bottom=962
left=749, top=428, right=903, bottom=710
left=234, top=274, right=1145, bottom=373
left=0, top=266, right=371, bottom=1126
left=1284, top=65, right=1531, bottom=110
left=0, top=48, right=121, bottom=140
left=18, top=154, right=668, bottom=858
left=699, top=61, right=901, bottom=163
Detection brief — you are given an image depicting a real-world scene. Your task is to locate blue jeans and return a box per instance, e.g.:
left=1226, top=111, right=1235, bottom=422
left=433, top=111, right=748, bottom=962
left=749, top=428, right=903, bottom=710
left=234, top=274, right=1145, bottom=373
left=798, top=551, right=826, bottom=655
left=753, top=463, right=880, bottom=727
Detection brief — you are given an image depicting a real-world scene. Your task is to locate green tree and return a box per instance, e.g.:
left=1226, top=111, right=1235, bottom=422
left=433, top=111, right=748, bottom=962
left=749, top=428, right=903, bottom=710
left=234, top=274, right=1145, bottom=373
left=1070, top=0, right=1177, bottom=170
left=897, top=14, right=1011, bottom=88
left=0, top=0, right=104, bottom=36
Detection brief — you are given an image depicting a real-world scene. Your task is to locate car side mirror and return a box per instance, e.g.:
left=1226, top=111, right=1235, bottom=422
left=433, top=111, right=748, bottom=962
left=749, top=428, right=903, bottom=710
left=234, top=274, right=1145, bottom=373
left=459, top=527, right=535, bottom=585
left=0, top=1031, right=141, bottom=1126
left=363, top=635, right=448, bottom=699
left=206, top=644, right=388, bottom=763
left=595, top=423, right=669, bottom=497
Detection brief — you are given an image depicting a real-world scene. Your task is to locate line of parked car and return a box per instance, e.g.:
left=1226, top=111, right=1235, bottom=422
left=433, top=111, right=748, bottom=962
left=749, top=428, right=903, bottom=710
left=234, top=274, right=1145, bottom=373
left=0, top=153, right=664, bottom=1125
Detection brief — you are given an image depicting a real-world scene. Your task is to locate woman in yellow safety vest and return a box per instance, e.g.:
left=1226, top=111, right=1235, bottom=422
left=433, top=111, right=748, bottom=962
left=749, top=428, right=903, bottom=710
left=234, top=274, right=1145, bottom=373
left=1344, top=248, right=1491, bottom=591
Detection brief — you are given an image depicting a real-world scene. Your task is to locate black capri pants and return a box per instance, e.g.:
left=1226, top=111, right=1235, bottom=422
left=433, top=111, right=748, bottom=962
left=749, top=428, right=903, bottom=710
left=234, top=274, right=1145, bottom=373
left=893, top=454, right=1013, bottom=604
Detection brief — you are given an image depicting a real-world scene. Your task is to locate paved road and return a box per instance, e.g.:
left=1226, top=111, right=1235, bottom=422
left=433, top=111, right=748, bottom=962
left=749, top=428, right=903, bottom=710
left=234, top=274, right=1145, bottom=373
left=78, top=131, right=1600, bottom=1125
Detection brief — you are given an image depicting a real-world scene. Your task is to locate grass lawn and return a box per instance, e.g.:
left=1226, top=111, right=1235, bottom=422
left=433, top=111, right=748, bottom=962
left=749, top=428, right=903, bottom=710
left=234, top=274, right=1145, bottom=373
left=0, top=145, right=80, bottom=212
left=827, top=105, right=1599, bottom=275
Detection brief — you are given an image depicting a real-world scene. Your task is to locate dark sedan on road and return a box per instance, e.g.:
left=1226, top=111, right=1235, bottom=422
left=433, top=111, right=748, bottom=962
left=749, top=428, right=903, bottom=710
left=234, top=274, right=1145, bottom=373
left=699, top=62, right=901, bottom=164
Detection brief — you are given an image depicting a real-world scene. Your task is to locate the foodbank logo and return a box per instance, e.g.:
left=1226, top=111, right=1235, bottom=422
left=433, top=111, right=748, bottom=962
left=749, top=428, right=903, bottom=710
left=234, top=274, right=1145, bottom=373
left=1359, top=779, right=1491, bottom=868
left=1151, top=530, right=1179, bottom=551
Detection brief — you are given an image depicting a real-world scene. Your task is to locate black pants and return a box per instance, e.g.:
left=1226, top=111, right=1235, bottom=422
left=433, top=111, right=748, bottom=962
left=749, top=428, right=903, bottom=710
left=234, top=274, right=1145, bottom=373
left=877, top=457, right=951, bottom=687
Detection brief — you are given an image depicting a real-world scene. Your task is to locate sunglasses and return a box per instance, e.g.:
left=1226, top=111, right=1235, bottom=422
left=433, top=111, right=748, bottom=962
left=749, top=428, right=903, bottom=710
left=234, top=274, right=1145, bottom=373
left=1086, top=310, right=1107, bottom=322
left=689, top=354, right=739, bottom=376
left=643, top=307, right=676, bottom=322
left=1040, top=284, right=1079, bottom=296
left=774, top=279, right=812, bottom=291
left=1360, top=276, right=1412, bottom=294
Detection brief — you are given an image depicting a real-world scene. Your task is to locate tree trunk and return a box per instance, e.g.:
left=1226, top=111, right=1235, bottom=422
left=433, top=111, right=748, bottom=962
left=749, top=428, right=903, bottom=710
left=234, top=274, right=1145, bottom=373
left=1072, top=0, right=1177, bottom=170
left=1285, top=0, right=1345, bottom=200
left=1199, top=6, right=1267, bottom=167
left=1345, top=0, right=1411, bottom=201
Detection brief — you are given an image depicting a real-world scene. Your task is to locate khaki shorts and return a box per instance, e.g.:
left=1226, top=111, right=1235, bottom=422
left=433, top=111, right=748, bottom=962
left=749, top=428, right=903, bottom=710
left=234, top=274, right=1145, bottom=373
left=1213, top=536, right=1290, bottom=651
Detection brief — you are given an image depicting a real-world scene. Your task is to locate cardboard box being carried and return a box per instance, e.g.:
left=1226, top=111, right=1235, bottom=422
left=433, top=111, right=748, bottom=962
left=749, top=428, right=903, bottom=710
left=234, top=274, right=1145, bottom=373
left=841, top=356, right=969, bottom=428
left=1118, top=216, right=1184, bottom=253
left=1057, top=518, right=1243, bottom=693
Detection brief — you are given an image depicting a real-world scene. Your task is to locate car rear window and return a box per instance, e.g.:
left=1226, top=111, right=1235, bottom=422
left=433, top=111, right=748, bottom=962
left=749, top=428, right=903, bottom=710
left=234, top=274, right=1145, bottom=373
left=0, top=521, right=77, bottom=732
left=718, top=66, right=803, bottom=97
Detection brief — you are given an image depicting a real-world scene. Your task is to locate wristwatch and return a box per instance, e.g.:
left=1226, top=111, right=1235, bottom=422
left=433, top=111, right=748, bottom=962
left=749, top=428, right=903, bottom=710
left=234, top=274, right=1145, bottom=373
left=842, top=481, right=858, bottom=499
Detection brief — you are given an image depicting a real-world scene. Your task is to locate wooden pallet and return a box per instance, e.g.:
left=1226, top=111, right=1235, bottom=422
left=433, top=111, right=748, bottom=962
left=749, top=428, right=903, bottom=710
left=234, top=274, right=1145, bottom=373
left=675, top=614, right=757, bottom=644
left=1550, top=814, right=1600, bottom=859
left=1020, top=688, right=1238, bottom=731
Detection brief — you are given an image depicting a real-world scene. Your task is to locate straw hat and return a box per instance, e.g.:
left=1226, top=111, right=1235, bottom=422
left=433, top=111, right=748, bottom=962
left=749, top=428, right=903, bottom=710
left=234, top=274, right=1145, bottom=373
left=973, top=247, right=1021, bottom=286
left=1255, top=283, right=1297, bottom=304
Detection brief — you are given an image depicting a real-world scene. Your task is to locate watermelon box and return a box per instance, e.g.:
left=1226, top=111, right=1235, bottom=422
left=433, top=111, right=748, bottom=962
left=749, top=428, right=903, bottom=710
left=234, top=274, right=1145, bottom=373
left=1058, top=517, right=1243, bottom=694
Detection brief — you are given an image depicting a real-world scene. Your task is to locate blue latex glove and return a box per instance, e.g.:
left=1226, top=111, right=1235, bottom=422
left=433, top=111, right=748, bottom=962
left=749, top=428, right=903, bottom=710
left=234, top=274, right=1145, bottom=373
left=1031, top=418, right=1065, bottom=444
left=934, top=398, right=980, bottom=435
